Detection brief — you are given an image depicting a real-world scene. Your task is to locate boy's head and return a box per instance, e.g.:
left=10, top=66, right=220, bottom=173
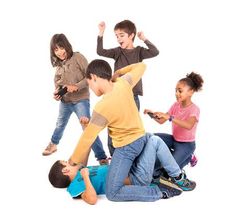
left=114, top=20, right=136, bottom=49
left=85, top=59, right=112, bottom=96
left=48, top=160, right=78, bottom=188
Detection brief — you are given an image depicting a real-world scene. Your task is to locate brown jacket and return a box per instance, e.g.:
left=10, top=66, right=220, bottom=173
left=54, top=52, right=90, bottom=103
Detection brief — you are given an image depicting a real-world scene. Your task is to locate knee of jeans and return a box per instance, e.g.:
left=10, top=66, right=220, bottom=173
left=106, top=188, right=117, bottom=201
left=150, top=135, right=162, bottom=150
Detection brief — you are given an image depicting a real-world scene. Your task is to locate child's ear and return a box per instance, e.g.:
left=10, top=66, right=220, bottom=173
left=129, top=33, right=135, bottom=40
left=91, top=74, right=97, bottom=82
left=189, top=89, right=194, bottom=96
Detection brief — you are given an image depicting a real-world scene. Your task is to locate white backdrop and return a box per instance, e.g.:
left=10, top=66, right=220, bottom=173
left=1, top=0, right=234, bottom=215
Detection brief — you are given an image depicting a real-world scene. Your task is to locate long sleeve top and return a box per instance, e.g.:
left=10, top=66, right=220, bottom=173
left=97, top=36, right=159, bottom=96
left=70, top=63, right=146, bottom=164
left=54, top=52, right=89, bottom=103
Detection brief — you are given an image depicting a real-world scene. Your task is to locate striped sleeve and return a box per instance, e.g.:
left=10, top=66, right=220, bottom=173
left=70, top=110, right=108, bottom=165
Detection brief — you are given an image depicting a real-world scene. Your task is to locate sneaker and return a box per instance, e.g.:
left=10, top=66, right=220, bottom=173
left=98, top=157, right=111, bottom=165
left=42, top=143, right=57, bottom=156
left=157, top=181, right=182, bottom=199
left=151, top=176, right=161, bottom=185
left=190, top=154, right=198, bottom=167
left=170, top=172, right=196, bottom=191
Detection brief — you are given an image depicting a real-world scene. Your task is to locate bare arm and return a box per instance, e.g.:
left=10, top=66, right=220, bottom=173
left=80, top=168, right=98, bottom=205
left=155, top=112, right=197, bottom=129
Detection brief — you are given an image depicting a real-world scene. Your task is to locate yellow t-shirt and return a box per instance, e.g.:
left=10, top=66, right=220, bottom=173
left=70, top=63, right=146, bottom=164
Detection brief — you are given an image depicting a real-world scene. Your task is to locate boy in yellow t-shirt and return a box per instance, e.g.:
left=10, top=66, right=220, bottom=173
left=68, top=60, right=195, bottom=201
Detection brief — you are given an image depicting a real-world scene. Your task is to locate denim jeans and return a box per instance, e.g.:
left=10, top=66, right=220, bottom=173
left=153, top=133, right=196, bottom=176
left=107, top=95, right=140, bottom=156
left=106, top=134, right=174, bottom=202
left=129, top=134, right=181, bottom=186
left=51, top=99, right=107, bottom=160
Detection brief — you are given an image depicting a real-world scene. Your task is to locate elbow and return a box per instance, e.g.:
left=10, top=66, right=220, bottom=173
left=87, top=196, right=98, bottom=205
left=153, top=49, right=160, bottom=56
left=96, top=48, right=104, bottom=56
left=84, top=195, right=98, bottom=205
left=186, top=125, right=194, bottom=130
left=96, top=49, right=101, bottom=55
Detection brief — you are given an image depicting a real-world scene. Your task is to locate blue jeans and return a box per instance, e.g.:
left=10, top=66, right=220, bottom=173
left=154, top=133, right=196, bottom=175
left=129, top=134, right=181, bottom=186
left=51, top=99, right=107, bottom=160
left=105, top=134, right=179, bottom=202
left=107, top=95, right=140, bottom=156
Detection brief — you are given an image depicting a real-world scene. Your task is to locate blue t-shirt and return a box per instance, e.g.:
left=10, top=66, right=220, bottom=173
left=67, top=165, right=108, bottom=198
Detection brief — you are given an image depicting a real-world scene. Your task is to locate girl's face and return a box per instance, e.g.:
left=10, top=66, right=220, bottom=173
left=115, top=29, right=134, bottom=49
left=54, top=45, right=67, bottom=60
left=175, top=81, right=194, bottom=103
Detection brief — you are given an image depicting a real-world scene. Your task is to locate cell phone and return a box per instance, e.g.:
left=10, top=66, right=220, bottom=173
left=147, top=112, right=160, bottom=119
left=55, top=87, right=68, bottom=97
left=147, top=112, right=154, bottom=118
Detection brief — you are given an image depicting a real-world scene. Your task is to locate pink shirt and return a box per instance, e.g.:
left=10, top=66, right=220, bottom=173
left=168, top=102, right=200, bottom=142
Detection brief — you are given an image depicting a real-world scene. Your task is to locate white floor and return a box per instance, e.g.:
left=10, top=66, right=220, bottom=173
left=1, top=0, right=235, bottom=215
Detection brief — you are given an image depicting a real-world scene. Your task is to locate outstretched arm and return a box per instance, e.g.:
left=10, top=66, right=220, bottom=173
left=154, top=112, right=198, bottom=129
left=69, top=110, right=108, bottom=166
left=80, top=168, right=98, bottom=205
left=143, top=109, right=167, bottom=124
left=114, top=63, right=146, bottom=88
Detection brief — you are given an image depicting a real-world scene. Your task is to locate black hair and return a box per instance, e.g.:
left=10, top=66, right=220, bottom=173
left=50, top=34, right=73, bottom=67
left=48, top=160, right=71, bottom=188
left=86, top=59, right=112, bottom=81
left=114, top=20, right=137, bottom=41
left=179, top=72, right=204, bottom=92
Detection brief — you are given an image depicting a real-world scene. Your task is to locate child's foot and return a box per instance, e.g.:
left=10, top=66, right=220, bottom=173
left=42, top=143, right=57, bottom=156
left=190, top=154, right=198, bottom=167
left=169, top=172, right=196, bottom=191
left=157, top=181, right=182, bottom=199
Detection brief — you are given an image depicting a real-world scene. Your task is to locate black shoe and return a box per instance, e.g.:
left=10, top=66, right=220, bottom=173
left=170, top=172, right=196, bottom=191
left=157, top=181, right=182, bottom=199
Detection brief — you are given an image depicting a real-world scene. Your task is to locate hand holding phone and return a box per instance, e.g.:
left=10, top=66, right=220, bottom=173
left=147, top=112, right=154, bottom=118
left=147, top=112, right=160, bottom=119
left=55, top=87, right=68, bottom=97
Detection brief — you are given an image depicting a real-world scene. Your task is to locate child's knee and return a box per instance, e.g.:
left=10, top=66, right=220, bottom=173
left=106, top=189, right=117, bottom=201
left=147, top=135, right=161, bottom=151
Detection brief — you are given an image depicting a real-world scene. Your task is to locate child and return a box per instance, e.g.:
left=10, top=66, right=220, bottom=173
left=144, top=72, right=204, bottom=172
left=97, top=20, right=159, bottom=155
left=97, top=20, right=159, bottom=110
left=49, top=134, right=196, bottom=204
left=42, top=34, right=108, bottom=165
left=66, top=60, right=195, bottom=202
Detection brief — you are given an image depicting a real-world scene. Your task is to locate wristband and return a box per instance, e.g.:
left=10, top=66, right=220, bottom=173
left=169, top=115, right=174, bottom=122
